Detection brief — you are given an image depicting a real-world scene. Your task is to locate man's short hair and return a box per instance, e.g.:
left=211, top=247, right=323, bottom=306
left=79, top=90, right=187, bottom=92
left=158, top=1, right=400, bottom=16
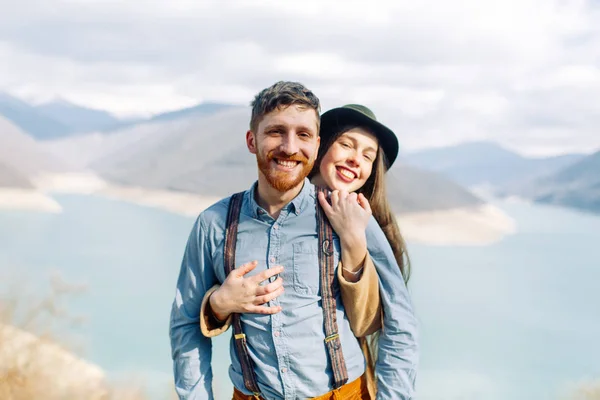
left=250, top=81, right=321, bottom=132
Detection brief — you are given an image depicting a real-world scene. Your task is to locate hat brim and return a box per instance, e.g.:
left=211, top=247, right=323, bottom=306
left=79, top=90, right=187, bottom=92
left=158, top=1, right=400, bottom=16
left=320, top=107, right=399, bottom=169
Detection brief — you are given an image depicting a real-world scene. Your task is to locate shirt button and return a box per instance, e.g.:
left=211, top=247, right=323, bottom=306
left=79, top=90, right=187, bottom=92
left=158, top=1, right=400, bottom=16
left=281, top=367, right=287, bottom=373
left=269, top=256, right=276, bottom=263
left=274, top=331, right=280, bottom=337
left=273, top=224, right=278, bottom=230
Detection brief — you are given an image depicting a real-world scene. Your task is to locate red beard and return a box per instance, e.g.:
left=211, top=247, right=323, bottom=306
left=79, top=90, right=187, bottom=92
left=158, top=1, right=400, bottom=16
left=256, top=150, right=315, bottom=192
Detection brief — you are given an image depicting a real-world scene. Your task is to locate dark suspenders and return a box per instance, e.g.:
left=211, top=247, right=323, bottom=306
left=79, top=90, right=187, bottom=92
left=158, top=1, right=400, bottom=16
left=224, top=192, right=261, bottom=396
left=315, top=186, right=349, bottom=389
left=222, top=187, right=349, bottom=397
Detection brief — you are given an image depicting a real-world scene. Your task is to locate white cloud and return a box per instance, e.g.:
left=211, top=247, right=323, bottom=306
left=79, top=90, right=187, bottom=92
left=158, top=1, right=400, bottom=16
left=515, top=65, right=600, bottom=91
left=1, top=0, right=600, bottom=155
left=454, top=92, right=509, bottom=117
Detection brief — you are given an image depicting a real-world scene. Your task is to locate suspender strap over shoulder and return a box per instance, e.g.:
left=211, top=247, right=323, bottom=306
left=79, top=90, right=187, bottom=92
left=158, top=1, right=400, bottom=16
left=315, top=186, right=349, bottom=389
left=224, top=191, right=262, bottom=396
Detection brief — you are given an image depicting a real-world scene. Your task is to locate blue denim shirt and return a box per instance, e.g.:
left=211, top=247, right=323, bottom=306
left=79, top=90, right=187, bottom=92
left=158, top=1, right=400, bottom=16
left=170, top=179, right=419, bottom=399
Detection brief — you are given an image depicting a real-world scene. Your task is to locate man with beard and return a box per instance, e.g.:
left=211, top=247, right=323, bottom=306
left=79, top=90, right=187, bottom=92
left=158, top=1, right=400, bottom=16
left=169, top=81, right=417, bottom=399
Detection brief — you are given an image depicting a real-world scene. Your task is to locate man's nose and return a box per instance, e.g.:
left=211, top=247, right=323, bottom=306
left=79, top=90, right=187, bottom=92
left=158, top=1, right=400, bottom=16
left=280, top=133, right=299, bottom=155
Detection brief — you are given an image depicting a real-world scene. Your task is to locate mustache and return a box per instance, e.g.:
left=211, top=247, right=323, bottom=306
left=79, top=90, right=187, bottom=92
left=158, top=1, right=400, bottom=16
left=267, top=151, right=309, bottom=163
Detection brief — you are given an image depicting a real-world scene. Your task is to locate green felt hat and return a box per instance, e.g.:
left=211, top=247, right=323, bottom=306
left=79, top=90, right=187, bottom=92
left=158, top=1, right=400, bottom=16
left=320, top=104, right=399, bottom=169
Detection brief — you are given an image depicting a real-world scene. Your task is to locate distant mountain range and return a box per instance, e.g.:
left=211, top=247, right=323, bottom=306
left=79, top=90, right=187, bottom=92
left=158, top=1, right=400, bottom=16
left=89, top=108, right=252, bottom=192
left=501, top=150, right=600, bottom=213
left=0, top=115, right=69, bottom=188
left=143, top=102, right=237, bottom=124
left=0, top=160, right=32, bottom=188
left=385, top=164, right=484, bottom=213
left=2, top=92, right=597, bottom=215
left=404, top=141, right=600, bottom=214
left=403, top=141, right=585, bottom=187
left=0, top=92, right=237, bottom=140
left=35, top=98, right=121, bottom=133
left=36, top=107, right=482, bottom=214
left=0, top=93, right=72, bottom=140
left=0, top=116, right=67, bottom=175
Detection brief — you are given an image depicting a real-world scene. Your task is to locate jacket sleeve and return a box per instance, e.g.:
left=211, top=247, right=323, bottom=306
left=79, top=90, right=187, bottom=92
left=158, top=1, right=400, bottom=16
left=337, top=256, right=382, bottom=337
left=199, top=284, right=232, bottom=337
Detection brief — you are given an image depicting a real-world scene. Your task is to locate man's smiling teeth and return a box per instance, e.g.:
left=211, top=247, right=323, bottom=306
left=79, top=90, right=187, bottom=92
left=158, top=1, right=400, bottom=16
left=338, top=168, right=355, bottom=179
left=276, top=159, right=298, bottom=168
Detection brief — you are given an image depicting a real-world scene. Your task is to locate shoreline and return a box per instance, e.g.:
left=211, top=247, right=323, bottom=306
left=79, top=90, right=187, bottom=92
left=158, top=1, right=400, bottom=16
left=397, top=203, right=516, bottom=246
left=0, top=187, right=62, bottom=213
left=4, top=171, right=518, bottom=246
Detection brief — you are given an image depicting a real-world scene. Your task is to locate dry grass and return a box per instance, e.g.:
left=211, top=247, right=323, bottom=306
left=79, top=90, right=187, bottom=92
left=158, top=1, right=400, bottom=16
left=567, top=379, right=600, bottom=400
left=0, top=270, right=154, bottom=400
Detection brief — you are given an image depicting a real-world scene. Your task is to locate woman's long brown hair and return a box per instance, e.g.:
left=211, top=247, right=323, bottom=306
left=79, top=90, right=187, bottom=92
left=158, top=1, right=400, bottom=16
left=310, top=124, right=411, bottom=282
left=309, top=124, right=411, bottom=394
left=356, top=146, right=411, bottom=284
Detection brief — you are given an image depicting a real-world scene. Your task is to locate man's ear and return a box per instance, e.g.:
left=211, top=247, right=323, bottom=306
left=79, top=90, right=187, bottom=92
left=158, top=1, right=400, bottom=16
left=246, top=130, right=257, bottom=154
left=314, top=135, right=321, bottom=158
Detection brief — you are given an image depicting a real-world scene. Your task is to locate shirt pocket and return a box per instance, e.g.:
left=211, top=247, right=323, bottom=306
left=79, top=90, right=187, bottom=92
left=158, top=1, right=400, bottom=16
left=292, top=241, right=321, bottom=295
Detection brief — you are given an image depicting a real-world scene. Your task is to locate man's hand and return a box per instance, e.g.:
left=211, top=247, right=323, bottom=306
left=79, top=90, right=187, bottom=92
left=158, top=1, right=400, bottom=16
left=209, top=261, right=284, bottom=321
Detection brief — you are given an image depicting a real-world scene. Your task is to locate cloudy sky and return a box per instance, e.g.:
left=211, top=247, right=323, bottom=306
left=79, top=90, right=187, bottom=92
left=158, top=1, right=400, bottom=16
left=1, top=0, right=599, bottom=156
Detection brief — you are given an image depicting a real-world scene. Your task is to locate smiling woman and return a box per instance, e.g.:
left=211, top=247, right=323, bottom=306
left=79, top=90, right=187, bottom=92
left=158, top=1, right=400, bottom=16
left=309, top=104, right=409, bottom=281
left=315, top=127, right=379, bottom=191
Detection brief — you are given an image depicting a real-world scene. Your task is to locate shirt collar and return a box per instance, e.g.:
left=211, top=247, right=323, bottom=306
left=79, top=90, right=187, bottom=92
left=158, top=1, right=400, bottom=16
left=243, top=178, right=315, bottom=218
left=292, top=178, right=315, bottom=215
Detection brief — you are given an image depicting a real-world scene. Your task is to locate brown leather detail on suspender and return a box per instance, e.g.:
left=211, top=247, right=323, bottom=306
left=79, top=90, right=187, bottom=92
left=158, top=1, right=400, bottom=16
left=315, top=186, right=349, bottom=388
left=224, top=192, right=262, bottom=396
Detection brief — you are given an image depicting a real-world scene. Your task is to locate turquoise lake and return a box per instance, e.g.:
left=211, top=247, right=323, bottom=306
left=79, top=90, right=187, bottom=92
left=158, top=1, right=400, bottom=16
left=0, top=194, right=598, bottom=399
